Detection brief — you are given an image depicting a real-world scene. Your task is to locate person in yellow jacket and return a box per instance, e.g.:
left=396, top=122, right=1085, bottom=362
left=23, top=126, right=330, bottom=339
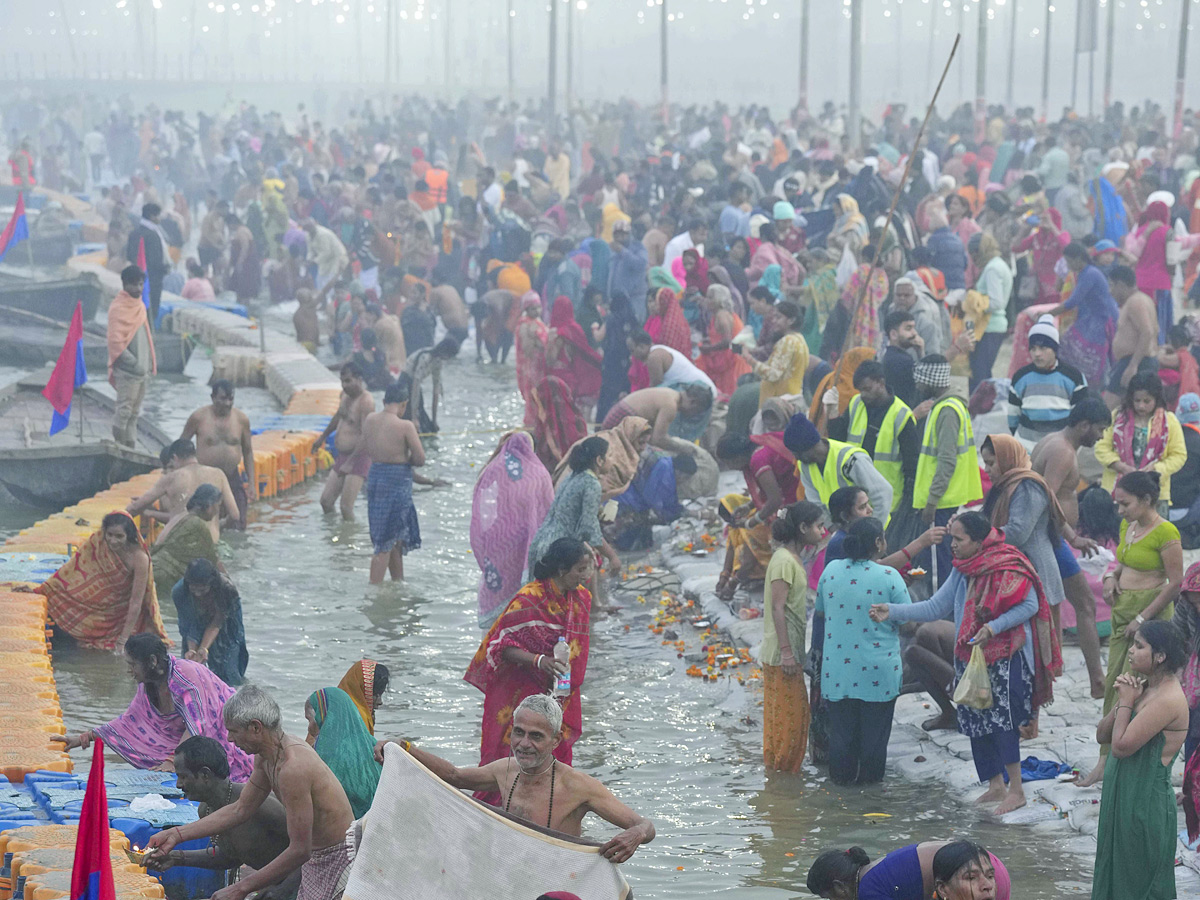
left=783, top=414, right=892, bottom=524
left=1093, top=372, right=1187, bottom=516
left=826, top=360, right=919, bottom=515
left=911, top=355, right=983, bottom=583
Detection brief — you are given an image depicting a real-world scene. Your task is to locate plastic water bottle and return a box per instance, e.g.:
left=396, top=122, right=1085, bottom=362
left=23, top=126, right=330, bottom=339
left=553, top=637, right=571, bottom=697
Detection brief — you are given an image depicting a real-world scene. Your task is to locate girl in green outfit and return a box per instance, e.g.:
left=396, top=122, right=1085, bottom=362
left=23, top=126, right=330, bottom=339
left=1077, top=471, right=1184, bottom=787
left=1091, top=620, right=1189, bottom=900
left=305, top=686, right=382, bottom=819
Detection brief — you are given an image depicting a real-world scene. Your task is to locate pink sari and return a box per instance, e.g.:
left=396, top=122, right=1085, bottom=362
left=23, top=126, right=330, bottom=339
left=841, top=264, right=889, bottom=352
left=470, top=433, right=555, bottom=630
left=94, top=655, right=253, bottom=781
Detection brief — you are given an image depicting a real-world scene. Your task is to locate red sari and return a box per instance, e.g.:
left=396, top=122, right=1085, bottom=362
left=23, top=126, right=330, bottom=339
left=548, top=296, right=603, bottom=403
left=464, top=578, right=592, bottom=804
left=697, top=311, right=752, bottom=396
left=644, top=288, right=691, bottom=355
left=529, top=376, right=588, bottom=471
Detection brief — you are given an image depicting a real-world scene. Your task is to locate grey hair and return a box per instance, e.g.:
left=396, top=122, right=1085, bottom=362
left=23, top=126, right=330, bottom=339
left=514, top=693, right=564, bottom=736
left=223, top=684, right=282, bottom=731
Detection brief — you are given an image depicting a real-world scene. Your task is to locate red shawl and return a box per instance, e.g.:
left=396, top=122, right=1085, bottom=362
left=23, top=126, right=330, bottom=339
left=463, top=577, right=592, bottom=801
left=952, top=528, right=1061, bottom=709
left=1111, top=407, right=1169, bottom=468
left=548, top=295, right=603, bottom=400
left=529, top=376, right=587, bottom=472
left=645, top=288, right=691, bottom=355
left=1186, top=747, right=1200, bottom=841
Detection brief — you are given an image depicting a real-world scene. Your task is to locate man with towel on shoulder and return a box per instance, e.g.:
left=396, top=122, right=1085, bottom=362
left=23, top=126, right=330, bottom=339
left=107, top=264, right=157, bottom=448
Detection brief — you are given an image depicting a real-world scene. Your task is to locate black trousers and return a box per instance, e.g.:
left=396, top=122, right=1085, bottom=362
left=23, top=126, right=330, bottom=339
left=148, top=277, right=163, bottom=328
left=826, top=697, right=897, bottom=785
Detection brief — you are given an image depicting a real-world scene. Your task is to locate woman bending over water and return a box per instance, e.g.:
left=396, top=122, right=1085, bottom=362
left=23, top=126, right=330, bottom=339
left=806, top=840, right=1010, bottom=899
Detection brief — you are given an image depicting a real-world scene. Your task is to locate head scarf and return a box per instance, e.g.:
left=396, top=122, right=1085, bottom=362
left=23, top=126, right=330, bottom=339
left=337, top=660, right=381, bottom=734
left=550, top=296, right=602, bottom=365
left=308, top=687, right=382, bottom=819
left=982, top=434, right=1067, bottom=532
left=1140, top=200, right=1171, bottom=228
left=759, top=264, right=783, bottom=299
left=807, top=346, right=877, bottom=434
left=1178, top=392, right=1200, bottom=426
left=648, top=266, right=683, bottom=295
left=834, top=194, right=867, bottom=235
left=914, top=356, right=951, bottom=390
left=646, top=288, right=692, bottom=355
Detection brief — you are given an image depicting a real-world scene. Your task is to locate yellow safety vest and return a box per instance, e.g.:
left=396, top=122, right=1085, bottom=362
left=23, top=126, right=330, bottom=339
left=913, top=396, right=983, bottom=510
left=847, top=395, right=914, bottom=512
left=800, top=439, right=871, bottom=507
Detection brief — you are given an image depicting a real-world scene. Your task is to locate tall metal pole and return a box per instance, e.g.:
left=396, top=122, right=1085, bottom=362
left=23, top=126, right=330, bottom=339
left=660, top=0, right=669, bottom=124
left=848, top=0, right=862, bottom=150
left=895, top=0, right=903, bottom=101
left=444, top=0, right=452, bottom=95
left=1103, top=0, right=1115, bottom=109
left=798, top=0, right=809, bottom=111
left=1006, top=0, right=1018, bottom=109
left=566, top=0, right=574, bottom=111
left=927, top=3, right=937, bottom=96
left=975, top=0, right=987, bottom=142
left=1172, top=0, right=1191, bottom=147
left=506, top=0, right=514, bottom=102
left=1041, top=0, right=1052, bottom=120
left=957, top=0, right=965, bottom=104
left=547, top=0, right=558, bottom=131
left=385, top=0, right=392, bottom=83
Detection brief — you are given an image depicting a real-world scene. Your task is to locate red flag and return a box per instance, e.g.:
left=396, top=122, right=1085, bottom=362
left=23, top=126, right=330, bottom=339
left=41, top=301, right=88, bottom=435
left=0, top=192, right=29, bottom=263
left=71, top=739, right=116, bottom=900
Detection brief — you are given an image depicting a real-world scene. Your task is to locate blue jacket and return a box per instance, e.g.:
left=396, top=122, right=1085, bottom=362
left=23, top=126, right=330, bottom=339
left=926, top=227, right=968, bottom=290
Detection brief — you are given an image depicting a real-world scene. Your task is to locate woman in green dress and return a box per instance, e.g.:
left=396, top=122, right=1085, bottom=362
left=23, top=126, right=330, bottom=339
left=1091, top=619, right=1189, bottom=900
left=150, top=484, right=223, bottom=604
left=305, top=686, right=382, bottom=819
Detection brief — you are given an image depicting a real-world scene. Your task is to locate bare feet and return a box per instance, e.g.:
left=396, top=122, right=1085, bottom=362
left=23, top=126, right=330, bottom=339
left=1073, top=759, right=1105, bottom=787
left=993, top=791, right=1027, bottom=816
left=1019, top=714, right=1040, bottom=740
left=922, top=710, right=957, bottom=732
left=1090, top=678, right=1106, bottom=700
left=974, top=786, right=1006, bottom=805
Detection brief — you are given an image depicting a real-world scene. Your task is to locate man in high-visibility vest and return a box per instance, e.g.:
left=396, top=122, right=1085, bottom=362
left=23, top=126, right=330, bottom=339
left=783, top=414, right=892, bottom=524
left=827, top=360, right=919, bottom=516
left=912, top=354, right=983, bottom=579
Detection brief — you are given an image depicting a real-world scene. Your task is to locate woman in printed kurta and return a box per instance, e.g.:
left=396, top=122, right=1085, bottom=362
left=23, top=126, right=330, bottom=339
left=464, top=538, right=593, bottom=805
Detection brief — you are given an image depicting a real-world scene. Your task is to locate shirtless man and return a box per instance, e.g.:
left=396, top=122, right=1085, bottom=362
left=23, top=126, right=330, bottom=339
left=127, top=439, right=239, bottom=541
left=312, top=363, right=376, bottom=519
left=147, top=736, right=301, bottom=900
left=374, top=694, right=654, bottom=863
left=146, top=686, right=355, bottom=900
left=627, top=332, right=718, bottom=394
left=1104, top=264, right=1158, bottom=407
left=180, top=380, right=256, bottom=530
left=1031, top=397, right=1113, bottom=699
left=429, top=281, right=470, bottom=346
left=367, top=304, right=406, bottom=371
left=361, top=381, right=426, bottom=583
left=600, top=385, right=711, bottom=454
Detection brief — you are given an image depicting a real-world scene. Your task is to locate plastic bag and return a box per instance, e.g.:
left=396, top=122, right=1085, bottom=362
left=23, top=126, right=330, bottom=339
left=952, top=645, right=993, bottom=710
left=835, top=242, right=857, bottom=288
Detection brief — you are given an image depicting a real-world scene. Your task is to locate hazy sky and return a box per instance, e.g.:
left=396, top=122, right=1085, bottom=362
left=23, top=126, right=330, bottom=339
left=3, top=0, right=1197, bottom=117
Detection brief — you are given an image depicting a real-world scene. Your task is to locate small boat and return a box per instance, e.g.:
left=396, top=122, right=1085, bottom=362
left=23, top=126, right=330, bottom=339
left=0, top=269, right=103, bottom=323
left=0, top=304, right=193, bottom=375
left=0, top=371, right=170, bottom=509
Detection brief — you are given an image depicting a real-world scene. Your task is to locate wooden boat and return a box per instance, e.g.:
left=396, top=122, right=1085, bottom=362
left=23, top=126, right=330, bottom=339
left=0, top=372, right=170, bottom=509
left=0, top=305, right=193, bottom=375
left=0, top=269, right=103, bottom=323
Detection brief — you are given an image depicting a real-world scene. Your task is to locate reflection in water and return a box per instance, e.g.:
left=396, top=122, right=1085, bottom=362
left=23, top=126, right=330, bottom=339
left=1, top=355, right=1092, bottom=898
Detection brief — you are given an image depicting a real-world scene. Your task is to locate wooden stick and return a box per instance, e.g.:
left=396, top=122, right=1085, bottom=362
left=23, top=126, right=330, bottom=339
left=840, top=33, right=961, bottom=358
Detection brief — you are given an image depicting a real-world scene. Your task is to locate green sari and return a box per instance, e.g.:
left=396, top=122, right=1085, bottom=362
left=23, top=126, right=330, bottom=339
left=310, top=687, right=382, bottom=819
left=150, top=515, right=219, bottom=606
left=800, top=265, right=839, bottom=354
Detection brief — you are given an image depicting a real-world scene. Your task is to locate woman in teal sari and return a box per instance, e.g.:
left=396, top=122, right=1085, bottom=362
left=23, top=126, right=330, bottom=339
left=305, top=686, right=382, bottom=818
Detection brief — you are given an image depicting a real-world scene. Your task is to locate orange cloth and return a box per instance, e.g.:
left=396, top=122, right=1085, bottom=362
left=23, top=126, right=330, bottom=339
left=106, top=290, right=157, bottom=385
left=337, top=659, right=380, bottom=734
left=762, top=664, right=811, bottom=773
left=809, top=346, right=876, bottom=435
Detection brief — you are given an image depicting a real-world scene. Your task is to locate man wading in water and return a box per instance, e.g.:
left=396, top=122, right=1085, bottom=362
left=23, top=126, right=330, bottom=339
left=180, top=380, right=257, bottom=530
left=374, top=694, right=656, bottom=863
left=312, top=363, right=376, bottom=520
left=146, top=685, right=355, bottom=900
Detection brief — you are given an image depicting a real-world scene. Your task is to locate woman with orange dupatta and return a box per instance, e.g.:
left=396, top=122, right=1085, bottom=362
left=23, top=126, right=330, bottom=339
left=810, top=346, right=877, bottom=435
left=529, top=375, right=588, bottom=472
left=547, top=296, right=604, bottom=418
left=871, top=511, right=1061, bottom=816
left=464, top=537, right=593, bottom=805
left=337, top=659, right=391, bottom=734
left=697, top=284, right=752, bottom=397
left=515, top=291, right=549, bottom=426
left=644, top=287, right=692, bottom=356
left=28, top=511, right=167, bottom=654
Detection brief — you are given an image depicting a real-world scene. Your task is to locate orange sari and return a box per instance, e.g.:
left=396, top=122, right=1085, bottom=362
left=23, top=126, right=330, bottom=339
left=698, top=311, right=752, bottom=396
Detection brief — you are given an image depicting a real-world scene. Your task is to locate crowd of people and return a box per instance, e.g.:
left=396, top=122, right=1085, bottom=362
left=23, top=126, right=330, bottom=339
left=10, top=86, right=1200, bottom=899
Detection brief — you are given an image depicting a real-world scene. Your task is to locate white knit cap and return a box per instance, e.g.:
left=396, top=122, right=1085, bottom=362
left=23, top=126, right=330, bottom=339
left=1028, top=314, right=1060, bottom=350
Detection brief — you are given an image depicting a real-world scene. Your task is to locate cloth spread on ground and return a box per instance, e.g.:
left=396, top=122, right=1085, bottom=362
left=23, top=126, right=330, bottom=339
left=342, top=744, right=630, bottom=900
left=366, top=462, right=420, bottom=555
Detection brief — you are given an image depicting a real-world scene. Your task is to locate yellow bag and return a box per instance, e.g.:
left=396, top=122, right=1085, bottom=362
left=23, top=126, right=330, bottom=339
left=952, top=645, right=993, bottom=710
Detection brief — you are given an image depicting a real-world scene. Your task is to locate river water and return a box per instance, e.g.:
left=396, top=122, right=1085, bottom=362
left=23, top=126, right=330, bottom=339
left=0, top=354, right=1093, bottom=897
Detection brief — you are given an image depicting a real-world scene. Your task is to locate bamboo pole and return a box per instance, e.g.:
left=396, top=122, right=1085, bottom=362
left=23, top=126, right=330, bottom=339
left=841, top=35, right=961, bottom=359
